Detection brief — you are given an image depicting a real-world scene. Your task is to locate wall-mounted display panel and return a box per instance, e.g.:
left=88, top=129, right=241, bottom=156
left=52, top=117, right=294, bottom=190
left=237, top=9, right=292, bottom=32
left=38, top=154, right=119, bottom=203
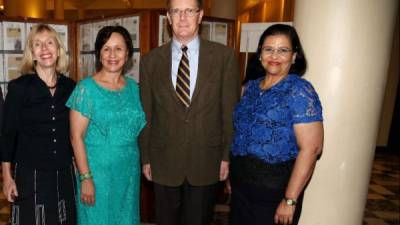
left=77, top=15, right=141, bottom=82
left=0, top=19, right=72, bottom=98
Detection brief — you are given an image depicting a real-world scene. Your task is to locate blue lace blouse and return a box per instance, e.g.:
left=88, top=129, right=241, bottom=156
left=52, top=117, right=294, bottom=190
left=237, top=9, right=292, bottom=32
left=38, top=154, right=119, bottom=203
left=231, top=74, right=323, bottom=164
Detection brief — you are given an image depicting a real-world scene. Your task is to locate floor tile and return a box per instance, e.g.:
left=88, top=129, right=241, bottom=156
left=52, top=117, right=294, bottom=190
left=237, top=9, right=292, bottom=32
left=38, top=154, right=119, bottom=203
left=364, top=217, right=390, bottom=225
left=390, top=199, right=400, bottom=206
left=368, top=193, right=387, bottom=200
left=372, top=211, right=400, bottom=220
left=370, top=184, right=396, bottom=195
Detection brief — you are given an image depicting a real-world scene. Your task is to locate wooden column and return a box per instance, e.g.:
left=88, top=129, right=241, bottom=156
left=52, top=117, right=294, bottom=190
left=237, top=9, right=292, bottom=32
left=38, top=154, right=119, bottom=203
left=23, top=0, right=47, bottom=18
left=54, top=0, right=65, bottom=20
left=77, top=8, right=85, bottom=19
left=4, top=0, right=20, bottom=17
left=211, top=0, right=237, bottom=20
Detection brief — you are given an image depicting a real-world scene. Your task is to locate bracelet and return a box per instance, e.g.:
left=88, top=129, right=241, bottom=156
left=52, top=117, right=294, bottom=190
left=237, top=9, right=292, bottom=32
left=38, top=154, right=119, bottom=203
left=79, top=172, right=93, bottom=181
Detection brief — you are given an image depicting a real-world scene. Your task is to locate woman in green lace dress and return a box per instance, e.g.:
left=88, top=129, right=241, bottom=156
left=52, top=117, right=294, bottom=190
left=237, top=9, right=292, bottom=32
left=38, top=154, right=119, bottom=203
left=66, top=26, right=145, bottom=225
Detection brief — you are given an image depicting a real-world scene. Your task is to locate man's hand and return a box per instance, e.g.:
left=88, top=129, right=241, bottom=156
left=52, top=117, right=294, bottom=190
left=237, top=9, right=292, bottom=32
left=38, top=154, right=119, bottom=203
left=142, top=164, right=152, bottom=181
left=219, top=161, right=229, bottom=181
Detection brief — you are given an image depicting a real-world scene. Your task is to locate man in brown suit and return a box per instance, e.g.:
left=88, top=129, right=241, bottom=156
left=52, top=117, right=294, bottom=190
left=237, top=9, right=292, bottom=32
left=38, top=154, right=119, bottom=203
left=139, top=0, right=240, bottom=224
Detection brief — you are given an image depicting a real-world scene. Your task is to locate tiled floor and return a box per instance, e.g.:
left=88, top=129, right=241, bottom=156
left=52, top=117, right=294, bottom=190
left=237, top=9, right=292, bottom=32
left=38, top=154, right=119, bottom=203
left=0, top=152, right=398, bottom=225
left=362, top=153, right=400, bottom=225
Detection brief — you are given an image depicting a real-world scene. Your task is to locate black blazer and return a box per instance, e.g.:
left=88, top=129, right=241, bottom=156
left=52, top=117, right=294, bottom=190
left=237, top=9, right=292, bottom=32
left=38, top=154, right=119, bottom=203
left=0, top=74, right=75, bottom=170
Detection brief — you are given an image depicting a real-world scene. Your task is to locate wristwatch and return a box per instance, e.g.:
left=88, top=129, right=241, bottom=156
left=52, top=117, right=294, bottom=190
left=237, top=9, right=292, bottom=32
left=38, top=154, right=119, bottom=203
left=284, top=197, right=297, bottom=206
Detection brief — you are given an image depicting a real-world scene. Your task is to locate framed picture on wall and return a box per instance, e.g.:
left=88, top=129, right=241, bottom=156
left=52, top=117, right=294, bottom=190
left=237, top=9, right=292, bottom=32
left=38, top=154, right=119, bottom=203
left=26, top=23, right=36, bottom=31
left=158, top=15, right=171, bottom=46
left=5, top=54, right=23, bottom=81
left=3, top=22, right=25, bottom=51
left=200, top=21, right=212, bottom=41
left=92, top=21, right=108, bottom=46
left=80, top=23, right=93, bottom=51
left=49, top=24, right=69, bottom=51
left=0, top=54, right=4, bottom=81
left=107, top=18, right=122, bottom=26
left=123, top=16, right=140, bottom=49
left=212, top=22, right=228, bottom=46
left=125, top=52, right=140, bottom=82
left=0, top=22, right=3, bottom=50
left=79, top=54, right=96, bottom=79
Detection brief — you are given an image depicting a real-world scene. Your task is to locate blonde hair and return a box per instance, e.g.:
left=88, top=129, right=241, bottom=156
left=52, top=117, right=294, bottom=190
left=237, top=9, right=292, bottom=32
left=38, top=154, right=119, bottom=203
left=20, top=24, right=69, bottom=74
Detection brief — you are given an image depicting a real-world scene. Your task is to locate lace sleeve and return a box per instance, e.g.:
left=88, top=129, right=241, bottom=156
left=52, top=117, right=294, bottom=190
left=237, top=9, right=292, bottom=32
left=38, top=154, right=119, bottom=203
left=290, top=80, right=323, bottom=124
left=66, top=80, right=94, bottom=119
left=130, top=80, right=147, bottom=137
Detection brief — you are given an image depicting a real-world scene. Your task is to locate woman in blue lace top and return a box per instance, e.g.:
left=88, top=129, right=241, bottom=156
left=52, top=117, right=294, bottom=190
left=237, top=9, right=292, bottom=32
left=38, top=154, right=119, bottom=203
left=229, top=24, right=324, bottom=225
left=67, top=26, right=145, bottom=225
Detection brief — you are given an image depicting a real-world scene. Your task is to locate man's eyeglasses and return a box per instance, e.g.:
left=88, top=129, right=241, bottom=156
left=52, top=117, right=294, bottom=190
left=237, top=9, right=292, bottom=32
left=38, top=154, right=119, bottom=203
left=261, top=47, right=293, bottom=57
left=169, top=8, right=201, bottom=17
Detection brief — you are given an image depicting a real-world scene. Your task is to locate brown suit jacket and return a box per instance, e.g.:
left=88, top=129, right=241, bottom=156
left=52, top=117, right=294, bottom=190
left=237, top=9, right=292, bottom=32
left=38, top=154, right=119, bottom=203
left=139, top=39, right=240, bottom=186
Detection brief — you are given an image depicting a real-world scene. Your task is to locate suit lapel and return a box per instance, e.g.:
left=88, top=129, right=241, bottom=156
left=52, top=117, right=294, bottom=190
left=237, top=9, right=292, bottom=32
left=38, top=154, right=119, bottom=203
left=158, top=42, right=190, bottom=115
left=191, top=39, right=213, bottom=104
left=159, top=42, right=182, bottom=106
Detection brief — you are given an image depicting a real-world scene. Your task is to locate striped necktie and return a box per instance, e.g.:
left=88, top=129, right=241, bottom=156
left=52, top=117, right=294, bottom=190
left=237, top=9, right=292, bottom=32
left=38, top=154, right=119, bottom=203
left=176, top=46, right=190, bottom=107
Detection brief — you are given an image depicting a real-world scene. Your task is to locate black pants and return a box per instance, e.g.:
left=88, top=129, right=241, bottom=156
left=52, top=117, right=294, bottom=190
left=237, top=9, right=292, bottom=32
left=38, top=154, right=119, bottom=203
left=154, top=181, right=218, bottom=225
left=11, top=164, right=77, bottom=225
left=230, top=182, right=304, bottom=225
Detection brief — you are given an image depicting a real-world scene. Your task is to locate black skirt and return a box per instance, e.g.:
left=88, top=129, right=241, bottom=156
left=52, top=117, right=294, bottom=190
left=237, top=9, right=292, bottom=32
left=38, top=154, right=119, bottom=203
left=10, top=164, right=77, bottom=225
left=229, top=181, right=304, bottom=225
left=229, top=155, right=303, bottom=225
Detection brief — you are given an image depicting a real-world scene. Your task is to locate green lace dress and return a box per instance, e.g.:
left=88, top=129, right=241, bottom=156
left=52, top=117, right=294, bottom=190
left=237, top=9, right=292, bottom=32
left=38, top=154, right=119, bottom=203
left=66, top=76, right=146, bottom=225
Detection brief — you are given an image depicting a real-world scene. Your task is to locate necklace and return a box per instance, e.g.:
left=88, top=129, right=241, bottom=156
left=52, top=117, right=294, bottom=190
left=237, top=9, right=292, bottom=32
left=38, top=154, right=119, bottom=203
left=47, top=83, right=57, bottom=89
left=47, top=76, right=58, bottom=89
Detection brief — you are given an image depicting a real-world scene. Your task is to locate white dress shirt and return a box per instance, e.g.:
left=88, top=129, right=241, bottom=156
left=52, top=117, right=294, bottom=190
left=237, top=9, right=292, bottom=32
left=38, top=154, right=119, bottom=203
left=171, top=36, right=200, bottom=100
